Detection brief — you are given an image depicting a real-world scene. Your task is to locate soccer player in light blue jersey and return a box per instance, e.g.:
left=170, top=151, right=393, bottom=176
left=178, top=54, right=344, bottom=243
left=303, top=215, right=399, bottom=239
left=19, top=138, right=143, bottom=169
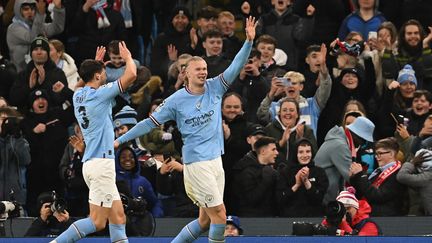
left=51, top=42, right=137, bottom=243
left=114, top=17, right=258, bottom=243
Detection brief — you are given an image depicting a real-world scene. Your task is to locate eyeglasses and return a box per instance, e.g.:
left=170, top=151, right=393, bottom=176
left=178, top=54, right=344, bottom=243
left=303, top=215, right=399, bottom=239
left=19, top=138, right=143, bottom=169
left=375, top=151, right=391, bottom=157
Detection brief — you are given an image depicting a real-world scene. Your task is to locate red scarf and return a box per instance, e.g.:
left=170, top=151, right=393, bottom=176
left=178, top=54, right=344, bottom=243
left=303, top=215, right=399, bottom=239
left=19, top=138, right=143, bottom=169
left=371, top=161, right=401, bottom=188
left=344, top=128, right=357, bottom=159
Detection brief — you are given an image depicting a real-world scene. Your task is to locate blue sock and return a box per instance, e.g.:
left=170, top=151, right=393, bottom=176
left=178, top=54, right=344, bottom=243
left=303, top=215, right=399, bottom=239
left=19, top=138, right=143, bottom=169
left=171, top=219, right=203, bottom=243
left=109, top=223, right=128, bottom=243
left=54, top=217, right=96, bottom=243
left=208, top=224, right=225, bottom=243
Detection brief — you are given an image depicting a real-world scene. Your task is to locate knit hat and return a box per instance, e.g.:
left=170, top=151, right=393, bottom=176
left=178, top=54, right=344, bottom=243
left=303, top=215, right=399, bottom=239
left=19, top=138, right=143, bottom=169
left=197, top=6, right=218, bottom=19
left=347, top=116, right=375, bottom=142
left=397, top=64, right=417, bottom=86
left=340, top=68, right=361, bottom=82
left=113, top=105, right=137, bottom=128
left=29, top=89, right=49, bottom=106
left=30, top=36, right=50, bottom=54
left=336, top=186, right=359, bottom=210
left=170, top=6, right=192, bottom=21
left=226, top=215, right=243, bottom=234
left=36, top=191, right=54, bottom=211
left=414, top=148, right=432, bottom=171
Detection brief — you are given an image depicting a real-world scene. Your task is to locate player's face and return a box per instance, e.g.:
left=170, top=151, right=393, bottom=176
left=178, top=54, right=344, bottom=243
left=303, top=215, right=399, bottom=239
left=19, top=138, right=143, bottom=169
left=32, top=97, right=48, bottom=114
left=95, top=69, right=107, bottom=85
left=297, top=145, right=312, bottom=165
left=222, top=95, right=243, bottom=121
left=119, top=149, right=136, bottom=171
left=186, top=59, right=208, bottom=87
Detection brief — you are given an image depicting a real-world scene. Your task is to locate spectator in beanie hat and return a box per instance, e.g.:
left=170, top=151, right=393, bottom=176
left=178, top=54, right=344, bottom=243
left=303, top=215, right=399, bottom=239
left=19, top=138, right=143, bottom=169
left=9, top=36, right=71, bottom=113
left=224, top=215, right=243, bottom=236
left=114, top=105, right=138, bottom=137
left=150, top=6, right=192, bottom=82
left=321, top=186, right=381, bottom=236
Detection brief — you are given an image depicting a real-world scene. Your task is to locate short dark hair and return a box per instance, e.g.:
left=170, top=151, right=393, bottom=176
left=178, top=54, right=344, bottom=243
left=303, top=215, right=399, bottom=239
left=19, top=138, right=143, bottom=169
left=79, top=59, right=105, bottom=83
left=202, top=30, right=223, bottom=41
left=254, top=136, right=277, bottom=152
left=248, top=49, right=261, bottom=59
left=306, top=45, right=321, bottom=56
left=108, top=40, right=121, bottom=55
left=375, top=137, right=399, bottom=153
left=256, top=34, right=277, bottom=48
left=413, top=90, right=432, bottom=103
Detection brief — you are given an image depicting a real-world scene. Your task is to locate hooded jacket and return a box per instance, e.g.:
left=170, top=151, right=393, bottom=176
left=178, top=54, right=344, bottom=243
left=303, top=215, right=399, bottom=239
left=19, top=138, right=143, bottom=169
left=7, top=0, right=65, bottom=73
left=0, top=134, right=31, bottom=205
left=115, top=147, right=164, bottom=217
left=315, top=126, right=352, bottom=204
left=276, top=138, right=328, bottom=217
left=265, top=117, right=317, bottom=166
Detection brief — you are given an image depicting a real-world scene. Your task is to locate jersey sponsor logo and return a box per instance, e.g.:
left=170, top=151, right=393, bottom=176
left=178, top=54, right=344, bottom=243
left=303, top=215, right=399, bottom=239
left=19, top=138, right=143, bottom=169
left=185, top=110, right=215, bottom=127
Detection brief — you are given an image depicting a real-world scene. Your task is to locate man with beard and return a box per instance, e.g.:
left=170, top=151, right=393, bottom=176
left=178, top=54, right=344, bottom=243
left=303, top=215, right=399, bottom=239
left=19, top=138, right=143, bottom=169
left=9, top=36, right=71, bottom=112
left=150, top=6, right=192, bottom=82
left=7, top=0, right=65, bottom=73
left=382, top=19, right=432, bottom=91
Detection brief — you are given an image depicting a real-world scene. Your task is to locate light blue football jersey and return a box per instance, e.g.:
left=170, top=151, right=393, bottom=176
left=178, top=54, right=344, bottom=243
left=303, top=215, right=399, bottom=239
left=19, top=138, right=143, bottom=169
left=74, top=80, right=123, bottom=162
left=117, top=41, right=253, bottom=164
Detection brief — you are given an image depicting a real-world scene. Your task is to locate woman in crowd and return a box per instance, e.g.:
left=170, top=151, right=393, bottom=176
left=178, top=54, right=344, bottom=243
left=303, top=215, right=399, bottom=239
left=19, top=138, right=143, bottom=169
left=264, top=98, right=317, bottom=165
left=49, top=39, right=80, bottom=91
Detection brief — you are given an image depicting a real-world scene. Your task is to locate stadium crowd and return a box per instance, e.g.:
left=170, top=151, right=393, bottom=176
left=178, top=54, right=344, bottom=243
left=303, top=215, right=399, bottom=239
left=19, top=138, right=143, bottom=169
left=1, top=0, right=432, bottom=237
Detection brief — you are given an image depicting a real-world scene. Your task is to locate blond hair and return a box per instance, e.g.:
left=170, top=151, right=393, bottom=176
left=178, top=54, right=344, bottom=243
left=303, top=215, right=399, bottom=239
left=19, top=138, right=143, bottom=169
left=218, top=11, right=235, bottom=20
left=283, top=71, right=305, bottom=83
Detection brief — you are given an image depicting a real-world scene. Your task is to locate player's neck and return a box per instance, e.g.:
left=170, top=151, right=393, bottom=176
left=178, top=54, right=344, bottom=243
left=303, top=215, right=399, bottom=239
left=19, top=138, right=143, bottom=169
left=187, top=83, right=205, bottom=94
left=86, top=80, right=101, bottom=89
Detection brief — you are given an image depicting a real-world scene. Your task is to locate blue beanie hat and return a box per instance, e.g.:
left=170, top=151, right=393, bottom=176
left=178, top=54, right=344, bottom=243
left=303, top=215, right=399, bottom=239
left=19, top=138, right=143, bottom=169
left=113, top=106, right=137, bottom=128
left=397, top=64, right=417, bottom=86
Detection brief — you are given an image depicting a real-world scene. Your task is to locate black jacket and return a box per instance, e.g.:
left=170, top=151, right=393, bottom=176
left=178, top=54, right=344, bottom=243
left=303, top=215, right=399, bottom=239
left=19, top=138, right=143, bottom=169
left=230, top=151, right=278, bottom=217
left=24, top=216, right=73, bottom=237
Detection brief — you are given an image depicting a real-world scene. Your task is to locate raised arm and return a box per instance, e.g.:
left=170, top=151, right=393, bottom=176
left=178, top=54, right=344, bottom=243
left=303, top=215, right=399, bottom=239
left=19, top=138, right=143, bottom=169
left=118, top=41, right=137, bottom=91
left=222, top=16, right=257, bottom=84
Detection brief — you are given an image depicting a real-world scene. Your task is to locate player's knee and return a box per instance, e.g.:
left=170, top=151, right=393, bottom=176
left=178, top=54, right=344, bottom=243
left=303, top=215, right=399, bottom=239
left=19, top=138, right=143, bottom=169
left=199, top=217, right=211, bottom=230
left=93, top=219, right=108, bottom=231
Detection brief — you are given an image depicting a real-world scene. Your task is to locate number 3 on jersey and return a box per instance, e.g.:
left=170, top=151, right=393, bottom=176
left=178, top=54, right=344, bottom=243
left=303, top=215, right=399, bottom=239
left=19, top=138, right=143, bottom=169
left=78, top=106, right=90, bottom=129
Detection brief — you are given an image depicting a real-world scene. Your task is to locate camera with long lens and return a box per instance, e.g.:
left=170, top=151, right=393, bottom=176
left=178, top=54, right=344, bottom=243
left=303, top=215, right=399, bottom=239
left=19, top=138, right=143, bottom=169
left=292, top=201, right=347, bottom=236
left=0, top=190, right=21, bottom=220
left=49, top=191, right=67, bottom=214
left=120, top=193, right=147, bottom=216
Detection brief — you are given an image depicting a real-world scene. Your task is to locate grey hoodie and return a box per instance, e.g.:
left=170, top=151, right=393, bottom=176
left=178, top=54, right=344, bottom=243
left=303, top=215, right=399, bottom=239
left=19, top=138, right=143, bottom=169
left=6, top=0, right=65, bottom=72
left=314, top=125, right=352, bottom=204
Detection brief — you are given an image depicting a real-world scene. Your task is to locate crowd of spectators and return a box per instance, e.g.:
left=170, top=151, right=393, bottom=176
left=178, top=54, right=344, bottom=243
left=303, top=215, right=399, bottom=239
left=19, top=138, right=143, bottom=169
left=1, top=0, right=432, bottom=237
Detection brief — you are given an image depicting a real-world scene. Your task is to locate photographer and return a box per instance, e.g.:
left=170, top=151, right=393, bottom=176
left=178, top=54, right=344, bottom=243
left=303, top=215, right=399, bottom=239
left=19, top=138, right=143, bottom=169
left=321, top=187, right=381, bottom=236
left=25, top=191, right=72, bottom=237
left=0, top=107, right=30, bottom=211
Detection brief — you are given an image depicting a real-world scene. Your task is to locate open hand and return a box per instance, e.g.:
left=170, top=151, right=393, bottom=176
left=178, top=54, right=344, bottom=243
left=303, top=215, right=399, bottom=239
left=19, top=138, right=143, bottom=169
left=95, top=46, right=106, bottom=61
left=245, top=16, right=258, bottom=41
